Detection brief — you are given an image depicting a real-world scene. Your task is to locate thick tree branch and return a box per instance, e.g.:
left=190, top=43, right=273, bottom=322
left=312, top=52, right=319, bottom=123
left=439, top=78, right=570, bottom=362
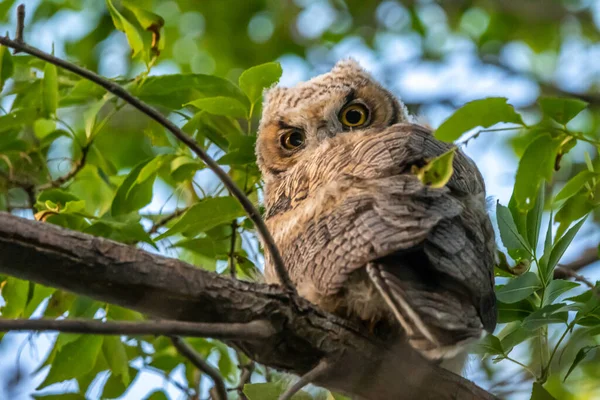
left=0, top=212, right=497, bottom=400
left=0, top=318, right=273, bottom=340
left=0, top=11, right=292, bottom=291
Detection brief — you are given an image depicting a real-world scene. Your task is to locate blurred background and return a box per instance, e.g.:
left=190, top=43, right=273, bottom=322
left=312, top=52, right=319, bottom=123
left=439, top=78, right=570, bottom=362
left=1, top=0, right=600, bottom=399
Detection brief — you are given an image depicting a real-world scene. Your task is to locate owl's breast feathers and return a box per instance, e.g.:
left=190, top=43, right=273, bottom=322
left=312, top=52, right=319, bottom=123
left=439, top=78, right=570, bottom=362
left=263, top=123, right=497, bottom=360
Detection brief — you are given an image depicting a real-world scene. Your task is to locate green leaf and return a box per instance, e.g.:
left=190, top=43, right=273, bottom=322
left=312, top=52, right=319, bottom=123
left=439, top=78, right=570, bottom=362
left=243, top=383, right=312, bottom=400
left=496, top=272, right=541, bottom=303
left=514, top=134, right=563, bottom=211
left=42, top=63, right=58, bottom=117
left=156, top=197, right=246, bottom=240
left=473, top=334, right=505, bottom=356
left=145, top=390, right=169, bottom=400
left=554, top=193, right=592, bottom=238
left=170, top=156, right=203, bottom=182
left=522, top=304, right=568, bottom=330
left=136, top=155, right=172, bottom=184
left=106, top=0, right=144, bottom=57
left=33, top=394, right=85, bottom=400
left=435, top=97, right=523, bottom=142
left=500, top=325, right=536, bottom=353
left=531, top=382, right=557, bottom=400
left=539, top=97, right=588, bottom=125
left=564, top=345, right=599, bottom=382
left=1, top=277, right=29, bottom=318
left=0, top=108, right=38, bottom=134
left=545, top=216, right=587, bottom=283
left=40, top=335, right=104, bottom=388
left=526, top=183, right=545, bottom=254
left=496, top=202, right=531, bottom=258
left=173, top=237, right=230, bottom=259
left=24, top=284, right=55, bottom=318
left=122, top=1, right=164, bottom=30
left=543, top=280, right=579, bottom=306
left=103, top=336, right=130, bottom=385
left=497, top=299, right=535, bottom=323
left=239, top=62, right=283, bottom=104
left=554, top=170, right=597, bottom=204
left=133, top=74, right=248, bottom=110
left=111, top=159, right=156, bottom=216
left=187, top=96, right=249, bottom=118
left=85, top=214, right=155, bottom=246
left=413, top=148, right=456, bottom=188
left=0, top=45, right=14, bottom=92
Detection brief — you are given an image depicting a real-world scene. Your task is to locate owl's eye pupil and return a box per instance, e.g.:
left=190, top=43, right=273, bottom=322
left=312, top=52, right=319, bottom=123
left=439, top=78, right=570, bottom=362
left=281, top=130, right=305, bottom=150
left=340, top=103, right=369, bottom=127
left=345, top=109, right=363, bottom=125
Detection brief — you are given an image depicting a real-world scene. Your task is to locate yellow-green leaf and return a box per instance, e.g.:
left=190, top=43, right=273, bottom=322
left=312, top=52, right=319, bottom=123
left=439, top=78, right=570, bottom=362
left=42, top=63, right=58, bottom=117
left=239, top=62, right=283, bottom=104
left=187, top=96, right=249, bottom=119
left=413, top=148, right=456, bottom=188
left=106, top=0, right=144, bottom=57
left=0, top=45, right=14, bottom=92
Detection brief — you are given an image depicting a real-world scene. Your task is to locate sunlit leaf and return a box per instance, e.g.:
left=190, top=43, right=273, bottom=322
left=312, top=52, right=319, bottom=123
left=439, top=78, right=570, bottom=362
left=106, top=0, right=144, bottom=57
left=156, top=197, right=246, bottom=240
left=530, top=382, right=557, bottom=400
left=554, top=170, right=597, bottom=204
left=564, top=346, right=599, bottom=382
left=40, top=335, right=104, bottom=388
left=103, top=336, right=130, bottom=385
left=413, top=148, right=455, bottom=188
left=1, top=277, right=29, bottom=318
left=187, top=96, right=249, bottom=118
left=0, top=45, right=14, bottom=92
left=435, top=97, right=523, bottom=142
left=239, top=62, right=283, bottom=104
left=514, top=134, right=563, bottom=211
left=539, top=97, right=588, bottom=125
left=42, top=62, right=58, bottom=117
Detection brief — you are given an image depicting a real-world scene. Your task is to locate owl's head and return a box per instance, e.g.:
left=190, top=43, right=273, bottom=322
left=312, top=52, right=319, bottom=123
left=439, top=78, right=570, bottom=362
left=256, top=59, right=409, bottom=181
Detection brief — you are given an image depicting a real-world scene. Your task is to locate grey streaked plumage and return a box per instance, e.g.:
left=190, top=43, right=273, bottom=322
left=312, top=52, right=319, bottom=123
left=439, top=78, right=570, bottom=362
left=256, top=59, right=496, bottom=362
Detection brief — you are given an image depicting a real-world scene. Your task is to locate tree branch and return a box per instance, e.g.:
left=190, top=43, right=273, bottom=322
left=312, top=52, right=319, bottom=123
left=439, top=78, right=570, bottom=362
left=171, top=336, right=227, bottom=400
left=0, top=318, right=273, bottom=340
left=0, top=15, right=292, bottom=292
left=37, top=143, right=91, bottom=191
left=0, top=212, right=497, bottom=400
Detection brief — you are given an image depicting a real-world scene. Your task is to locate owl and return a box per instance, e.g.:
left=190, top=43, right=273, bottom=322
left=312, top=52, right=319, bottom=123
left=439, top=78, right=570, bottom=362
left=255, top=59, right=497, bottom=362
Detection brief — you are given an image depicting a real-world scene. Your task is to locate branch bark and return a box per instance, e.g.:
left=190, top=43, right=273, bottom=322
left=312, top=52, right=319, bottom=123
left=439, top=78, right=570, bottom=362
left=0, top=28, right=292, bottom=292
left=0, top=212, right=497, bottom=400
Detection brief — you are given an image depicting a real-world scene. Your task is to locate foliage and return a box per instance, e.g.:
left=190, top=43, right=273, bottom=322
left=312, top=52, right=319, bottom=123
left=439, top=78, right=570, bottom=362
left=1, top=1, right=600, bottom=400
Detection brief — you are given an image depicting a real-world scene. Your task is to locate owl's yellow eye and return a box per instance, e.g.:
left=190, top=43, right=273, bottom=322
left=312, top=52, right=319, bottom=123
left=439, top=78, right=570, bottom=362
left=280, top=129, right=305, bottom=151
left=340, top=103, right=369, bottom=127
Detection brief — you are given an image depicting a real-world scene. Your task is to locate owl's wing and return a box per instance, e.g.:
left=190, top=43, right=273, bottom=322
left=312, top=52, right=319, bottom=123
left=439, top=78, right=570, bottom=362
left=357, top=125, right=496, bottom=358
left=267, top=124, right=496, bottom=359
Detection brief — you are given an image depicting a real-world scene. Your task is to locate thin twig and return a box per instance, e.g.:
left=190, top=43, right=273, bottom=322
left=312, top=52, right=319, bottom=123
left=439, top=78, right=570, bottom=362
left=229, top=220, right=238, bottom=279
left=37, top=144, right=90, bottom=191
left=554, top=266, right=596, bottom=290
left=14, top=4, right=24, bottom=51
left=148, top=208, right=188, bottom=236
left=557, top=246, right=599, bottom=272
left=171, top=336, right=227, bottom=400
left=0, top=8, right=293, bottom=292
left=279, top=358, right=332, bottom=400
left=0, top=318, right=275, bottom=340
